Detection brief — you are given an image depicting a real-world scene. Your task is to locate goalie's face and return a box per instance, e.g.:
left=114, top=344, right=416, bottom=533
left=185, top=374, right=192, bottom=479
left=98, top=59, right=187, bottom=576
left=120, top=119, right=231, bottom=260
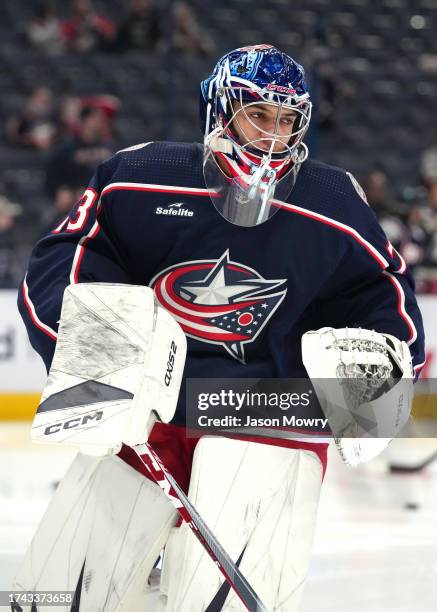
left=231, top=101, right=298, bottom=154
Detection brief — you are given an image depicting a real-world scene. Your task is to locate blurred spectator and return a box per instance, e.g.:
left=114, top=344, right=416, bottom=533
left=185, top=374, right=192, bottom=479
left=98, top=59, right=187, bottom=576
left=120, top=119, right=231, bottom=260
left=364, top=170, right=421, bottom=267
left=380, top=214, right=411, bottom=255
left=58, top=95, right=83, bottom=137
left=27, top=3, right=64, bottom=55
left=163, top=2, right=214, bottom=57
left=364, top=170, right=402, bottom=217
left=395, top=181, right=437, bottom=286
left=315, top=61, right=336, bottom=132
left=403, top=155, right=437, bottom=292
left=116, top=0, right=161, bottom=52
left=0, top=195, right=25, bottom=288
left=81, top=95, right=121, bottom=134
left=61, top=0, right=117, bottom=53
left=419, top=182, right=437, bottom=266
left=6, top=86, right=58, bottom=151
left=421, top=146, right=437, bottom=184
left=308, top=47, right=338, bottom=134
left=41, top=185, right=85, bottom=234
left=46, top=106, right=114, bottom=196
left=402, top=205, right=428, bottom=268
left=58, top=94, right=120, bottom=139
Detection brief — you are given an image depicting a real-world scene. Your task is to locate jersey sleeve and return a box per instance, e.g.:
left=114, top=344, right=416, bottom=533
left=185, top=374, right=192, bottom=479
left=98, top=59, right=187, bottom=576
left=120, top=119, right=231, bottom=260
left=18, top=154, right=131, bottom=371
left=316, top=173, right=426, bottom=379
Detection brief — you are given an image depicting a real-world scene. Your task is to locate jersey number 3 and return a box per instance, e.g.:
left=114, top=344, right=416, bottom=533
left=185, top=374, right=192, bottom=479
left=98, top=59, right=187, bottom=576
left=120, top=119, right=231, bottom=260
left=52, top=188, right=98, bottom=234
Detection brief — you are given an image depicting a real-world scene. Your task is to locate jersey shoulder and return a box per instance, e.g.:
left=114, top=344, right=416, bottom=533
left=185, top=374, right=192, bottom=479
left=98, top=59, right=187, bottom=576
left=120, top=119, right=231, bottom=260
left=98, top=141, right=204, bottom=189
left=292, top=158, right=374, bottom=227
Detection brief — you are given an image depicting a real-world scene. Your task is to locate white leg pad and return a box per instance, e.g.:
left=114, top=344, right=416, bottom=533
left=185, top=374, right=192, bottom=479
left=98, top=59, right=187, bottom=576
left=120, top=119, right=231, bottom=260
left=160, top=437, right=323, bottom=612
left=12, top=452, right=177, bottom=611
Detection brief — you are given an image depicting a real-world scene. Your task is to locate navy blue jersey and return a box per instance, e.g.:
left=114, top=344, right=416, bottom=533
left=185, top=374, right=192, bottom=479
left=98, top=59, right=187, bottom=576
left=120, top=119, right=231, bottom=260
left=18, top=141, right=425, bottom=426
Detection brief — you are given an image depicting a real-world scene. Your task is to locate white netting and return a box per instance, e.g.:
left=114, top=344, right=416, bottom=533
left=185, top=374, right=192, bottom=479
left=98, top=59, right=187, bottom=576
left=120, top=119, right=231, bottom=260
left=333, top=336, right=393, bottom=408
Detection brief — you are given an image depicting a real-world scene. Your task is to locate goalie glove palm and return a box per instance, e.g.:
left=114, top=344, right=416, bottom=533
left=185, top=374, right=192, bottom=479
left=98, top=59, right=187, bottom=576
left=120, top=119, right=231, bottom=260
left=302, top=327, right=413, bottom=466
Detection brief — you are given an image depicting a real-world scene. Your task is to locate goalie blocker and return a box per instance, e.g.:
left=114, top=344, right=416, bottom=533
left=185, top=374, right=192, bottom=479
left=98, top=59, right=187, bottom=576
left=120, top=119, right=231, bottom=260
left=31, top=283, right=187, bottom=455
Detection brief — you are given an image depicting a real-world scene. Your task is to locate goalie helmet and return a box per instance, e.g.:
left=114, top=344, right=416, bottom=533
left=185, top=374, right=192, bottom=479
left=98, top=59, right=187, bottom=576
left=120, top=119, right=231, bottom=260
left=200, top=44, right=312, bottom=227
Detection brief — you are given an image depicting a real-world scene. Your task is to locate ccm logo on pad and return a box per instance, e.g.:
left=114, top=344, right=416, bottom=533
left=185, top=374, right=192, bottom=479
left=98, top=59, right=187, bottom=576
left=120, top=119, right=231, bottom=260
left=44, top=411, right=103, bottom=435
left=164, top=341, right=178, bottom=387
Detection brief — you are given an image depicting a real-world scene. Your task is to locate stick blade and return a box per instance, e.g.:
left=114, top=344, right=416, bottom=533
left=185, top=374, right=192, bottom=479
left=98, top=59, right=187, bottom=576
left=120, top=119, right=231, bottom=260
left=389, top=450, right=437, bottom=473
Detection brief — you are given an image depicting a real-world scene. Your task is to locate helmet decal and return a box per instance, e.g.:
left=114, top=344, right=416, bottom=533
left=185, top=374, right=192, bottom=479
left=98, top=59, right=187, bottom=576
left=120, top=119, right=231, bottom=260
left=200, top=45, right=311, bottom=141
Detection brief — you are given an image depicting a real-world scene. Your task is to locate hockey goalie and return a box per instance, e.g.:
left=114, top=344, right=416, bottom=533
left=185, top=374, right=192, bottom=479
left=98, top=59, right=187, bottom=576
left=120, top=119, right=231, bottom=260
left=15, top=44, right=424, bottom=611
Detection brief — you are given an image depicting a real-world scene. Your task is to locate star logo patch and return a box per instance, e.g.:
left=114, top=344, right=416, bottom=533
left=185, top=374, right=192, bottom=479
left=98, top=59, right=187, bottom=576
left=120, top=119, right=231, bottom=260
left=150, top=251, right=287, bottom=362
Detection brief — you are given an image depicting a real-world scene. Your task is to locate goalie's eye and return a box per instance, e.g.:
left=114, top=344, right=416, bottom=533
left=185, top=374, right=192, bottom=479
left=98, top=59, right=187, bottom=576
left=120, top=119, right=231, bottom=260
left=280, top=116, right=296, bottom=126
left=247, top=111, right=263, bottom=120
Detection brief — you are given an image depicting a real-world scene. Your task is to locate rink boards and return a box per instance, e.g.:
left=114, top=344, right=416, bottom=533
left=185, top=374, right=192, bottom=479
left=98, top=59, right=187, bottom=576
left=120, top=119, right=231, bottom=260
left=1, top=290, right=437, bottom=419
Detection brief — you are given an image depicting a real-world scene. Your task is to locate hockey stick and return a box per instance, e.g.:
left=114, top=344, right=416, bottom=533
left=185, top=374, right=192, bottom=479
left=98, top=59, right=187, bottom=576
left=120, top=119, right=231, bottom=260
left=133, top=442, right=267, bottom=612
left=389, top=449, right=437, bottom=473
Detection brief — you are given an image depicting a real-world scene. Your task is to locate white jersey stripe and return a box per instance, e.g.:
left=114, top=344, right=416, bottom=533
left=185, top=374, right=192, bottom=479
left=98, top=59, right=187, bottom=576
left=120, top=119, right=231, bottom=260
left=22, top=275, right=57, bottom=340
left=101, top=182, right=217, bottom=197
left=383, top=271, right=418, bottom=346
left=70, top=219, right=101, bottom=285
left=70, top=182, right=419, bottom=357
left=273, top=198, right=419, bottom=349
left=272, top=198, right=390, bottom=269
left=413, top=359, right=426, bottom=372
left=116, top=142, right=153, bottom=154
left=386, top=242, right=407, bottom=274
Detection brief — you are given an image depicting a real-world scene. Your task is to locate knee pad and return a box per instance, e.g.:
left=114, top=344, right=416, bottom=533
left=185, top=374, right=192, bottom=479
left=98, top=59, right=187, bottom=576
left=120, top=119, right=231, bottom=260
left=12, top=452, right=177, bottom=612
left=160, top=437, right=323, bottom=612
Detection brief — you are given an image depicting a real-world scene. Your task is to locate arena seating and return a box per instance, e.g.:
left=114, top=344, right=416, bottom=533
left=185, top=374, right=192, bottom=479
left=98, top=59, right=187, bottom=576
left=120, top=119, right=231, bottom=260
left=0, top=0, right=436, bottom=277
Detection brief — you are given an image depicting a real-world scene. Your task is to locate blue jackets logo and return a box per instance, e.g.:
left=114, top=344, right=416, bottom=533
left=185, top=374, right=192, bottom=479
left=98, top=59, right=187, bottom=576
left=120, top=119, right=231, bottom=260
left=150, top=250, right=287, bottom=362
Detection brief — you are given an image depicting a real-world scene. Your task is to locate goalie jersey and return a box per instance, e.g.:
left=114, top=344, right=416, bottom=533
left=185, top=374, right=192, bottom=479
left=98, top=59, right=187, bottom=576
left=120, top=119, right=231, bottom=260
left=18, top=141, right=425, bottom=431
